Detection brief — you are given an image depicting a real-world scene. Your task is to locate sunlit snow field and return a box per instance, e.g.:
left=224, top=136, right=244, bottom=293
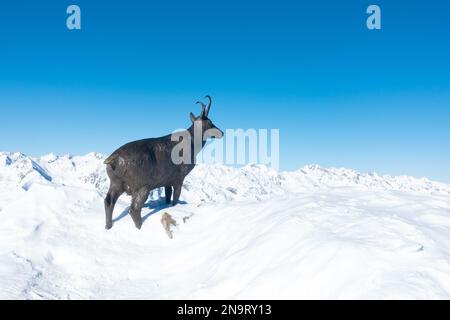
left=1, top=152, right=450, bottom=299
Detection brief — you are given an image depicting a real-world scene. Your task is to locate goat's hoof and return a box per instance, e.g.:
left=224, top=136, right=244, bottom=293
left=135, top=222, right=142, bottom=230
left=105, top=224, right=113, bottom=230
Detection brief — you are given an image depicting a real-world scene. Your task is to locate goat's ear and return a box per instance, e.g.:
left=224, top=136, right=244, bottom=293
left=190, top=112, right=197, bottom=123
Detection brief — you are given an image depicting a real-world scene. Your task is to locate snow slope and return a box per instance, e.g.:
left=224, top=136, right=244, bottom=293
left=1, top=151, right=450, bottom=299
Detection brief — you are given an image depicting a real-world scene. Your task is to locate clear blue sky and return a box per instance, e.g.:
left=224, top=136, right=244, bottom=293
left=1, top=0, right=449, bottom=181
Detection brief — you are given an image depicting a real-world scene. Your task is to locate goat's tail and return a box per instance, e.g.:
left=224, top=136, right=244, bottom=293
left=104, top=154, right=118, bottom=165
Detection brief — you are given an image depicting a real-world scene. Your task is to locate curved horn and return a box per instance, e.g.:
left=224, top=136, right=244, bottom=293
left=196, top=101, right=206, bottom=116
left=205, top=95, right=212, bottom=116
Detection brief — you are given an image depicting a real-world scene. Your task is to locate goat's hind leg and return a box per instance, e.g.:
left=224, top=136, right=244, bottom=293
left=130, top=186, right=150, bottom=230
left=104, top=182, right=124, bottom=230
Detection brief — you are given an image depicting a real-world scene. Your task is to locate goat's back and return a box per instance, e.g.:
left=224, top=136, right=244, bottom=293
left=105, top=136, right=190, bottom=191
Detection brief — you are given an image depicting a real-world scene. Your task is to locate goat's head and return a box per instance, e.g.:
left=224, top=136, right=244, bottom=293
left=190, top=95, right=224, bottom=139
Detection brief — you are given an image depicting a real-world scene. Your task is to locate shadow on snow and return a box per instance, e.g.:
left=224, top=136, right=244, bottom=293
left=112, top=197, right=187, bottom=225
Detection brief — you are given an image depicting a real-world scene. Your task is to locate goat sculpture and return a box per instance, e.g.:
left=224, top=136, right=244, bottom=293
left=103, top=96, right=223, bottom=230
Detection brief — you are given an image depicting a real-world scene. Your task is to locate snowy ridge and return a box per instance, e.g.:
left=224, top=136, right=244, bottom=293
left=1, top=152, right=449, bottom=201
left=1, top=151, right=450, bottom=299
left=284, top=165, right=450, bottom=195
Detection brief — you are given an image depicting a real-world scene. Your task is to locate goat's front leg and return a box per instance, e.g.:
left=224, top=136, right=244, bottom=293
left=165, top=186, right=173, bottom=204
left=129, top=186, right=150, bottom=230
left=172, top=183, right=183, bottom=206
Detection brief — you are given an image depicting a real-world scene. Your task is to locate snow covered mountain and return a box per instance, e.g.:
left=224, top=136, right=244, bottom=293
left=1, top=151, right=450, bottom=299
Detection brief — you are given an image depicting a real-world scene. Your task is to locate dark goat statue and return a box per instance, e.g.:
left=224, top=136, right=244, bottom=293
left=103, top=96, right=223, bottom=230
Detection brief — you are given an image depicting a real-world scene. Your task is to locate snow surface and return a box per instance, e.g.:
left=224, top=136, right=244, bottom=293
left=1, top=151, right=450, bottom=299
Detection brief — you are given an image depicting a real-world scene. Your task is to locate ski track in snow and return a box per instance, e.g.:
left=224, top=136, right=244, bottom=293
left=1, top=151, right=450, bottom=299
